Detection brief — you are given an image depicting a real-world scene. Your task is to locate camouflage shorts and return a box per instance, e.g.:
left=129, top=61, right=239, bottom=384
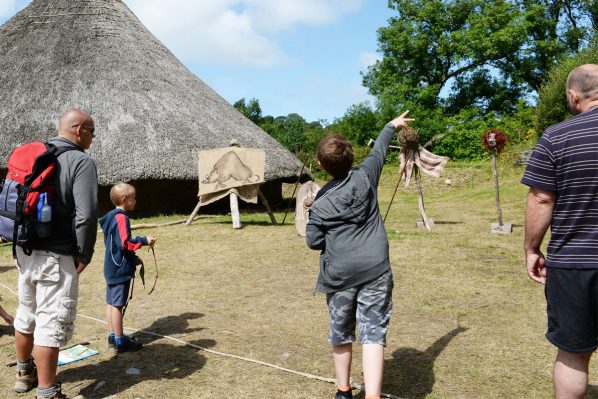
left=326, top=270, right=393, bottom=346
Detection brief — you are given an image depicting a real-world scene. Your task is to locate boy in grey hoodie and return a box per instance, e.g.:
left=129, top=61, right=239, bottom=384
left=306, top=111, right=414, bottom=399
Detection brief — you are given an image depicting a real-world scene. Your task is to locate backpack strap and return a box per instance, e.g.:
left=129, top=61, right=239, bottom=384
left=12, top=189, right=28, bottom=258
left=13, top=142, right=82, bottom=258
left=24, top=143, right=80, bottom=186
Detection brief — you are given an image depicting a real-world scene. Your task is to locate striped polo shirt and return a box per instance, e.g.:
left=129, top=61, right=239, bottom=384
left=522, top=108, right=598, bottom=269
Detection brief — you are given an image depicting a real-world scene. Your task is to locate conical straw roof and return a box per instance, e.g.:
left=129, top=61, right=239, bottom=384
left=0, top=0, right=305, bottom=188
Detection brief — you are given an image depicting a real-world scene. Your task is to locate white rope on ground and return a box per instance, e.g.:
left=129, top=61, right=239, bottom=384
left=0, top=282, right=405, bottom=399
left=1, top=283, right=17, bottom=297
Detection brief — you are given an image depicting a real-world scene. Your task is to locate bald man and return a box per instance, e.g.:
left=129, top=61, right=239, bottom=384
left=13, top=109, right=98, bottom=399
left=523, top=64, right=598, bottom=399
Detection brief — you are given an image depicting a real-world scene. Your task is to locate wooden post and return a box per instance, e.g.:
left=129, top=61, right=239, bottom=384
left=383, top=161, right=406, bottom=223
left=258, top=189, right=277, bottom=225
left=415, top=167, right=431, bottom=231
left=492, top=150, right=503, bottom=226
left=186, top=200, right=202, bottom=225
left=230, top=193, right=241, bottom=229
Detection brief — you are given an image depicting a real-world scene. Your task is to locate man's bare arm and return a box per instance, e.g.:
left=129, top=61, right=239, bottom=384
left=524, top=187, right=556, bottom=284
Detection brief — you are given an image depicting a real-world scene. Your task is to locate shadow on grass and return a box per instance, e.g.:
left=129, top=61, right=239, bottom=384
left=0, top=324, right=14, bottom=337
left=383, top=326, right=467, bottom=399
left=588, top=385, right=598, bottom=398
left=213, top=220, right=277, bottom=227
left=57, top=312, right=215, bottom=398
left=135, top=312, right=207, bottom=345
left=0, top=265, right=14, bottom=274
left=432, top=221, right=463, bottom=225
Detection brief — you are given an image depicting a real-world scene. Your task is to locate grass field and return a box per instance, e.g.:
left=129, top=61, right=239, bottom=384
left=1, top=157, right=598, bottom=399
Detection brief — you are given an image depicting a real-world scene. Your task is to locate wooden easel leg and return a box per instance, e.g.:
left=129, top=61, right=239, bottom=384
left=230, top=193, right=242, bottom=229
left=258, top=189, right=278, bottom=225
left=186, top=201, right=202, bottom=226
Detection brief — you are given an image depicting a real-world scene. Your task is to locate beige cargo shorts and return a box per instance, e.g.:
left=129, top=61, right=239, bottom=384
left=14, top=247, right=79, bottom=347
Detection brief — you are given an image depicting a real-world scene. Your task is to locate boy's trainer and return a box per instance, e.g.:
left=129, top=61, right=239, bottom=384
left=115, top=336, right=143, bottom=353
left=335, top=388, right=353, bottom=398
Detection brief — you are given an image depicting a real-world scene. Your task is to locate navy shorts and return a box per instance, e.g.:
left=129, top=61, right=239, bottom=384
left=106, top=280, right=131, bottom=307
left=545, top=267, right=598, bottom=353
left=326, top=270, right=393, bottom=346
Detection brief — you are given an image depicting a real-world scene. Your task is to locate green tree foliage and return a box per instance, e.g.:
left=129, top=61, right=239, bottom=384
left=234, top=97, right=376, bottom=162
left=330, top=102, right=379, bottom=145
left=536, top=41, right=598, bottom=132
left=363, top=0, right=596, bottom=149
left=432, top=101, right=536, bottom=159
left=233, top=97, right=263, bottom=125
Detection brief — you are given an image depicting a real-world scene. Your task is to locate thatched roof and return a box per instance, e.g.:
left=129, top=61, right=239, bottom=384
left=0, top=0, right=306, bottom=186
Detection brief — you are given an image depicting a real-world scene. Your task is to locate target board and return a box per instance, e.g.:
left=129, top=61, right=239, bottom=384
left=295, top=181, right=321, bottom=236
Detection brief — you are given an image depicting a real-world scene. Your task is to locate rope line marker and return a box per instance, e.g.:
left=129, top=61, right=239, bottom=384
left=0, top=281, right=405, bottom=398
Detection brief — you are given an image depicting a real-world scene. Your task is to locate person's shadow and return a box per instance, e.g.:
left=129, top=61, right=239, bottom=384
left=56, top=312, right=216, bottom=398
left=382, top=326, right=467, bottom=399
left=587, top=385, right=598, bottom=398
left=0, top=265, right=14, bottom=273
left=0, top=323, right=14, bottom=337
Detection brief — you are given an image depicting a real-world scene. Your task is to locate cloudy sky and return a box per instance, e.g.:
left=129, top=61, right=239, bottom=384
left=0, top=0, right=394, bottom=123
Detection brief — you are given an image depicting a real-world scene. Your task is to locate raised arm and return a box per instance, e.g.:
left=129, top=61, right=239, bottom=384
left=361, top=111, right=415, bottom=185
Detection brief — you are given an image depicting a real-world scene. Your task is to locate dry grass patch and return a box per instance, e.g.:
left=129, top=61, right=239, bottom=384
left=1, top=159, right=598, bottom=398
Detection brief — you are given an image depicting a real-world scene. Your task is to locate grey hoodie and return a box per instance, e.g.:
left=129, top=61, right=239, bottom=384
left=31, top=137, right=98, bottom=264
left=306, top=124, right=394, bottom=293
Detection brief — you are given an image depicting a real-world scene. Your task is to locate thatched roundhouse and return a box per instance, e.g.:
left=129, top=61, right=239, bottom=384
left=0, top=0, right=309, bottom=214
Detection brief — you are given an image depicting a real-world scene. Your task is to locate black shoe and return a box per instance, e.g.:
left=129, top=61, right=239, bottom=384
left=335, top=389, right=353, bottom=399
left=115, top=336, right=143, bottom=354
left=108, top=335, right=115, bottom=349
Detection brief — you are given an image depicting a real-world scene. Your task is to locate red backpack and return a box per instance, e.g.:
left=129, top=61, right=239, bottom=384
left=0, top=142, right=78, bottom=256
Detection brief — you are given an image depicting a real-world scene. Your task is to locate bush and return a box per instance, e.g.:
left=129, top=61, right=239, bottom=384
left=536, top=41, right=598, bottom=133
left=430, top=104, right=537, bottom=160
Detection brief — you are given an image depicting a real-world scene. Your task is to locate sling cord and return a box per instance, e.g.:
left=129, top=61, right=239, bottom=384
left=0, top=282, right=403, bottom=398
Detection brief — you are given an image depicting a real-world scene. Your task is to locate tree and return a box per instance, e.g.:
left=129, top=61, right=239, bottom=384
left=333, top=102, right=379, bottom=145
left=363, top=0, right=597, bottom=143
left=281, top=113, right=307, bottom=153
left=536, top=40, right=598, bottom=132
left=260, top=113, right=307, bottom=154
left=233, top=97, right=263, bottom=125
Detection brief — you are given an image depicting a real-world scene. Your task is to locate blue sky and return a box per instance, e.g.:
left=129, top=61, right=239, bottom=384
left=0, top=0, right=395, bottom=123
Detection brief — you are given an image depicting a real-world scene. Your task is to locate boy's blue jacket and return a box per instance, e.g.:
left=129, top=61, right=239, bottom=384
left=99, top=209, right=147, bottom=284
left=306, top=124, right=394, bottom=293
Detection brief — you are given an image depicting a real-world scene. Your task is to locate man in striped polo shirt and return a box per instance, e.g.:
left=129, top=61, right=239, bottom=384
left=523, top=64, right=598, bottom=399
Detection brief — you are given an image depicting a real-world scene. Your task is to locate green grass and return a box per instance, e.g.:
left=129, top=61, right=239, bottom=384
left=0, top=159, right=594, bottom=398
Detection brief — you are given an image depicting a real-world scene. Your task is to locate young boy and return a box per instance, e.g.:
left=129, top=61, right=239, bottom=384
left=306, top=111, right=414, bottom=399
left=99, top=182, right=156, bottom=353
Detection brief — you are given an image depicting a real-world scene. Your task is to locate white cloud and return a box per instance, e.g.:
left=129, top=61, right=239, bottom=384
left=359, top=51, right=380, bottom=70
left=0, top=0, right=22, bottom=20
left=245, top=0, right=362, bottom=32
left=125, top=0, right=363, bottom=68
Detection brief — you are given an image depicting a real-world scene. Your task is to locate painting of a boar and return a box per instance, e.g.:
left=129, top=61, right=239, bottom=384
left=201, top=150, right=262, bottom=190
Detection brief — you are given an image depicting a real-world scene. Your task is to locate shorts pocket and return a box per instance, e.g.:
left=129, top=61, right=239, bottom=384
left=54, top=297, right=77, bottom=342
left=35, top=253, right=60, bottom=283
